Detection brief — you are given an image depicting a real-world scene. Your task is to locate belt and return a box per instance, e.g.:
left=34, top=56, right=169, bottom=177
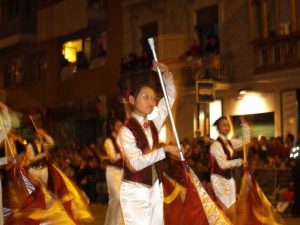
left=30, top=160, right=48, bottom=170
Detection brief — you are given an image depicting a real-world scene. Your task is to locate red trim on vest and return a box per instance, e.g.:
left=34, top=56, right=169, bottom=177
left=210, top=137, right=233, bottom=179
left=123, top=118, right=163, bottom=186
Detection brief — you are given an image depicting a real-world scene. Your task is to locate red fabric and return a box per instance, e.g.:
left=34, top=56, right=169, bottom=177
left=5, top=186, right=45, bottom=225
left=226, top=167, right=285, bottom=225
left=163, top=175, right=184, bottom=225
left=180, top=171, right=209, bottom=225
left=49, top=164, right=84, bottom=224
left=280, top=190, right=294, bottom=203
left=163, top=159, right=209, bottom=225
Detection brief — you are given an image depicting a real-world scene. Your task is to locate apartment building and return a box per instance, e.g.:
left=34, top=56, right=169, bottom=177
left=0, top=0, right=123, bottom=146
left=121, top=0, right=300, bottom=142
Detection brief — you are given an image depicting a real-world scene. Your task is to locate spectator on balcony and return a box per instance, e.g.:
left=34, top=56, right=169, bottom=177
left=186, top=39, right=203, bottom=58
left=205, top=34, right=219, bottom=54
left=77, top=51, right=89, bottom=69
left=209, top=116, right=250, bottom=209
left=97, top=43, right=107, bottom=58
left=138, top=50, right=152, bottom=70
left=127, top=52, right=139, bottom=71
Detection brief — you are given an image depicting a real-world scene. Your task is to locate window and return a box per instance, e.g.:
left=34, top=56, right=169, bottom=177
left=195, top=5, right=219, bottom=54
left=26, top=52, right=47, bottom=81
left=140, top=22, right=157, bottom=55
left=4, top=56, right=25, bottom=88
left=4, top=53, right=47, bottom=88
left=249, top=0, right=299, bottom=40
left=61, top=31, right=107, bottom=72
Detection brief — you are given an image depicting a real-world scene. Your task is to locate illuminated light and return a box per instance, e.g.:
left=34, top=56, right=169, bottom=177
left=237, top=93, right=267, bottom=115
left=239, top=89, right=249, bottom=95
left=23, top=140, right=27, bottom=145
left=199, top=112, right=205, bottom=120
left=62, top=40, right=82, bottom=63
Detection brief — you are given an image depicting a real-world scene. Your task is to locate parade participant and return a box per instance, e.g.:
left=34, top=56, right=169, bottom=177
left=0, top=102, right=12, bottom=225
left=209, top=116, right=250, bottom=209
left=117, top=61, right=181, bottom=225
left=25, top=127, right=55, bottom=184
left=104, top=118, right=124, bottom=225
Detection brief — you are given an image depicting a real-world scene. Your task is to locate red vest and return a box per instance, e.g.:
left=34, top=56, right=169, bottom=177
left=108, top=135, right=123, bottom=168
left=210, top=137, right=234, bottom=179
left=123, top=118, right=163, bottom=186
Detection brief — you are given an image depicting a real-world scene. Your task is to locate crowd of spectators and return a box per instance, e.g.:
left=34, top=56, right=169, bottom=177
left=48, top=130, right=297, bottom=210
left=120, top=50, right=152, bottom=73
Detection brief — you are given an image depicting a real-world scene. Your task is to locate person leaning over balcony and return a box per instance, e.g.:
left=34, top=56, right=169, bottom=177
left=104, top=118, right=125, bottom=225
left=209, top=116, right=250, bottom=209
left=117, top=61, right=181, bottom=225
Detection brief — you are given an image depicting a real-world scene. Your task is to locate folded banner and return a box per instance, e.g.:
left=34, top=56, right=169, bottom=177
left=163, top=158, right=232, bottom=225
left=226, top=168, right=285, bottom=225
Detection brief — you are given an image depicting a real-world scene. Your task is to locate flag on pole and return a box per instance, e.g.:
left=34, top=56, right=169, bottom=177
left=226, top=168, right=285, bottom=225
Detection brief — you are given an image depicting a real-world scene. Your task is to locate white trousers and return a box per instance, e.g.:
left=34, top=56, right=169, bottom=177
left=120, top=179, right=164, bottom=225
left=276, top=201, right=290, bottom=214
left=104, top=165, right=124, bottom=225
left=211, top=175, right=236, bottom=209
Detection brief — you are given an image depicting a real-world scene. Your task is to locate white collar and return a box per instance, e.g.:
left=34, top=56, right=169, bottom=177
left=132, top=112, right=148, bottom=125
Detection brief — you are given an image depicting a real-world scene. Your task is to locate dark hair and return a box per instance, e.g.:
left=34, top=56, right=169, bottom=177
left=213, top=116, right=228, bottom=129
left=124, top=83, right=156, bottom=102
left=286, top=133, right=294, bottom=143
left=123, top=83, right=156, bottom=118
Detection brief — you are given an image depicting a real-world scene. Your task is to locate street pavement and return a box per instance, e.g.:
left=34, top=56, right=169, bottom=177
left=89, top=203, right=300, bottom=225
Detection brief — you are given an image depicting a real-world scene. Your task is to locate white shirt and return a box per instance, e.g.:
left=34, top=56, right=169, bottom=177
left=26, top=134, right=55, bottom=163
left=104, top=132, right=121, bottom=164
left=210, top=123, right=250, bottom=169
left=117, top=75, right=176, bottom=172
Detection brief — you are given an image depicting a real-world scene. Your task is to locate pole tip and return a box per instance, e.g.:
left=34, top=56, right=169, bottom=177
left=148, top=38, right=155, bottom=49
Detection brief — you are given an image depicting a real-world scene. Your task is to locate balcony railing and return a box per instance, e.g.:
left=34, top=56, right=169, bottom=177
left=253, top=33, right=300, bottom=73
left=119, top=53, right=229, bottom=94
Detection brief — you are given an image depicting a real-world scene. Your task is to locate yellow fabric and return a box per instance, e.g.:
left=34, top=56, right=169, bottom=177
left=52, top=164, right=94, bottom=223
left=189, top=169, right=233, bottom=225
left=164, top=182, right=185, bottom=204
left=12, top=185, right=76, bottom=224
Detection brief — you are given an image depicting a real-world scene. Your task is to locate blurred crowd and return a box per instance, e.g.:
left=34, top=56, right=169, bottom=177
left=46, top=130, right=298, bottom=208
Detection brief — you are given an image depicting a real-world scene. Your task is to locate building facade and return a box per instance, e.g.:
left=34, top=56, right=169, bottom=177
left=121, top=0, right=300, bottom=143
left=0, top=0, right=123, bottom=146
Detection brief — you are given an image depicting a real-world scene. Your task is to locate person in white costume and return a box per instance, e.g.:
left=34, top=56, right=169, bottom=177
left=117, top=61, right=181, bottom=225
left=25, top=128, right=55, bottom=185
left=209, top=116, right=250, bottom=209
left=104, top=118, right=125, bottom=225
left=0, top=102, right=13, bottom=225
